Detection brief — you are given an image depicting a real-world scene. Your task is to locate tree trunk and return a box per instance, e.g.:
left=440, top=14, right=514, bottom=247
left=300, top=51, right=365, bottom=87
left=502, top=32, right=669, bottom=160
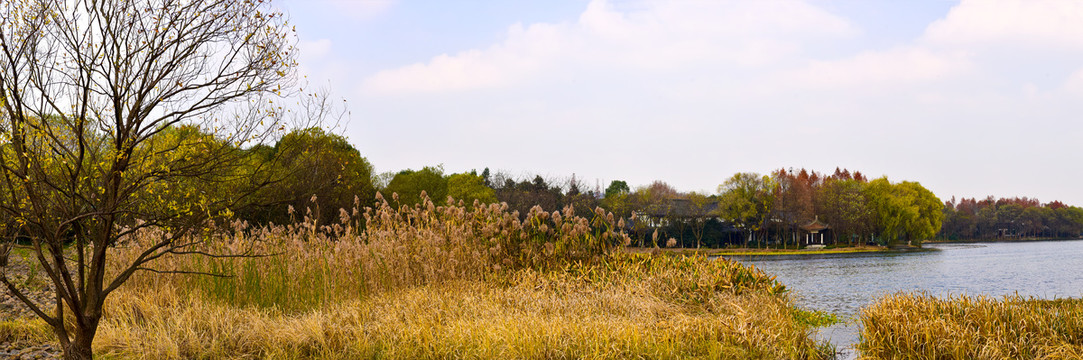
left=63, top=338, right=92, bottom=360
left=62, top=323, right=97, bottom=360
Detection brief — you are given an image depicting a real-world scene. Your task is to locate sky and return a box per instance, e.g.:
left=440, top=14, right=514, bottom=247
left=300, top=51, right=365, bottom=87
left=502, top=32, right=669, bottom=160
left=275, top=0, right=1083, bottom=206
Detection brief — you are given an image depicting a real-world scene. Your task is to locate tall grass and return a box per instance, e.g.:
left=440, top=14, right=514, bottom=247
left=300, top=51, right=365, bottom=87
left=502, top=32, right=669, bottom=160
left=93, top=269, right=828, bottom=359
left=113, top=194, right=628, bottom=312
left=859, top=293, right=1083, bottom=359
left=88, top=194, right=832, bottom=359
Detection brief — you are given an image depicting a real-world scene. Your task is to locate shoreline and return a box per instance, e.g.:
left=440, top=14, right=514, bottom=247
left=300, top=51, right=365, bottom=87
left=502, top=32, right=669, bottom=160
left=624, top=245, right=909, bottom=257
left=926, top=237, right=1083, bottom=244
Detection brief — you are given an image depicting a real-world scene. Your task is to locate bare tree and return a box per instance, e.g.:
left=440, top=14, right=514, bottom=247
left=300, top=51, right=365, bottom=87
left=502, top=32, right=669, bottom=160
left=0, top=1, right=305, bottom=359
left=686, top=191, right=714, bottom=249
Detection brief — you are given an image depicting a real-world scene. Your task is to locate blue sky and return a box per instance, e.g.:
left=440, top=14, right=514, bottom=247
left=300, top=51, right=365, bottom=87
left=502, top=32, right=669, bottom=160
left=276, top=0, right=1083, bottom=206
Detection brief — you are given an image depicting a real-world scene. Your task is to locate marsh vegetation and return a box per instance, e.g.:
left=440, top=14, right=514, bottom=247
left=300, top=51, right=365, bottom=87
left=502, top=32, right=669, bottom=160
left=4, top=196, right=835, bottom=359
left=860, top=293, right=1083, bottom=359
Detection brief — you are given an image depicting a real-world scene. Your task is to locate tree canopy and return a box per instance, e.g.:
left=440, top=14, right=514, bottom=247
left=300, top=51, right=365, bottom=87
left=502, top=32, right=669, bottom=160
left=384, top=166, right=448, bottom=207
left=864, top=178, right=943, bottom=245
left=447, top=171, right=497, bottom=206
left=239, top=127, right=375, bottom=226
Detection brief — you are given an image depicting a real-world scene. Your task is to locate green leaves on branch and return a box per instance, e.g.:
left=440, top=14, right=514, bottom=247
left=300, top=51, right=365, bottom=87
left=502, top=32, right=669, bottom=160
left=864, top=177, right=943, bottom=245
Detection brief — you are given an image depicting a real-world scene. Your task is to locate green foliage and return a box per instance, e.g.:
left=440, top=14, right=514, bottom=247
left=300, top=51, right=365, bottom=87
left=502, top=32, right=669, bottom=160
left=384, top=166, right=448, bottom=207
left=792, top=309, right=841, bottom=327
left=605, top=180, right=630, bottom=198
left=239, top=127, right=376, bottom=226
left=864, top=177, right=943, bottom=245
left=446, top=172, right=496, bottom=205
left=717, top=173, right=777, bottom=242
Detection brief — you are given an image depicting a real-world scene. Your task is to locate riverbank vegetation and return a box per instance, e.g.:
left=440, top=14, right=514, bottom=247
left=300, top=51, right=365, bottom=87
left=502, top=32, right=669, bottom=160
left=636, top=245, right=891, bottom=257
left=859, top=293, right=1083, bottom=359
left=4, top=196, right=834, bottom=359
left=938, top=196, right=1083, bottom=241
left=709, top=245, right=890, bottom=256
left=373, top=167, right=944, bottom=250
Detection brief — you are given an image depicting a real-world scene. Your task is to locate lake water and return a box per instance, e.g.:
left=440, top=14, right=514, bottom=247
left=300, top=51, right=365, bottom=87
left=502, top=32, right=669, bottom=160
left=729, top=240, right=1083, bottom=358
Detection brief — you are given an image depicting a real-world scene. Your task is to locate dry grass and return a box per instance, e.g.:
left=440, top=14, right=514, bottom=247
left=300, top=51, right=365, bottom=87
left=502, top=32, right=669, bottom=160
left=859, top=293, right=1083, bottom=359
left=94, top=268, right=827, bottom=359
left=0, top=318, right=52, bottom=347
left=6, top=194, right=832, bottom=359
left=111, top=195, right=629, bottom=313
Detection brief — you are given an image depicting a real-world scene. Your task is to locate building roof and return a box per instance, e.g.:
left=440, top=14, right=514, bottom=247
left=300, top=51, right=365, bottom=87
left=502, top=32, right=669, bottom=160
left=801, top=216, right=830, bottom=231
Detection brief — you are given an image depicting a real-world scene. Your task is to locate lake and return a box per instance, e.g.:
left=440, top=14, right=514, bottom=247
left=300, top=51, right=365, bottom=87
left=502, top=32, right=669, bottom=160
left=729, top=240, right=1083, bottom=358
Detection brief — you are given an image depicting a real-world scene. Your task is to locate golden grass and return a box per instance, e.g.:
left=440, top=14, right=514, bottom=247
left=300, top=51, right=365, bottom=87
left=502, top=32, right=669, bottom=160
left=111, top=196, right=631, bottom=313
left=4, top=195, right=832, bottom=359
left=95, top=263, right=828, bottom=359
left=859, top=293, right=1083, bottom=359
left=0, top=318, right=52, bottom=347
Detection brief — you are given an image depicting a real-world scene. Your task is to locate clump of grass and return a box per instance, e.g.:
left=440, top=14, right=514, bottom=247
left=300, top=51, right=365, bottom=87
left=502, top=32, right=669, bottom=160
left=859, top=293, right=1083, bottom=359
left=792, top=309, right=840, bottom=328
left=0, top=318, right=53, bottom=347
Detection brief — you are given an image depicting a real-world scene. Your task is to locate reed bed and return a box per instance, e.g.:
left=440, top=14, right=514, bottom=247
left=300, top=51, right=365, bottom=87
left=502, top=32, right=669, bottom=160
left=859, top=293, right=1083, bottom=359
left=112, top=194, right=629, bottom=313
left=6, top=194, right=831, bottom=358
left=93, top=269, right=828, bottom=359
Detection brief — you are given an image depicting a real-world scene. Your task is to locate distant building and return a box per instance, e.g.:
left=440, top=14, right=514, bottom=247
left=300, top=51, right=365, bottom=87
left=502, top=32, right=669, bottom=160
left=634, top=198, right=719, bottom=228
left=801, top=216, right=831, bottom=245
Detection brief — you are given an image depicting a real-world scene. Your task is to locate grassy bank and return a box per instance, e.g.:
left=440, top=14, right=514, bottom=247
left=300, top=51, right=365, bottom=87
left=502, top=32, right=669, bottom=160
left=859, top=293, right=1083, bottom=359
left=712, top=246, right=888, bottom=256
left=4, top=195, right=833, bottom=359
left=90, top=262, right=827, bottom=359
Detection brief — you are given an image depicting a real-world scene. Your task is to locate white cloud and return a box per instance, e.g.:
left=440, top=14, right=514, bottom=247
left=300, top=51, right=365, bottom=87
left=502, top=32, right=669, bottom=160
left=360, top=0, right=854, bottom=95
left=781, top=47, right=972, bottom=90
left=925, top=0, right=1083, bottom=49
left=775, top=0, right=1083, bottom=93
left=360, top=24, right=560, bottom=94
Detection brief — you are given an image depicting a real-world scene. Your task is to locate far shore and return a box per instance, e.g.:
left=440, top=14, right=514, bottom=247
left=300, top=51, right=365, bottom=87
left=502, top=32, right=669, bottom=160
left=926, top=237, right=1083, bottom=244
left=624, top=244, right=902, bottom=256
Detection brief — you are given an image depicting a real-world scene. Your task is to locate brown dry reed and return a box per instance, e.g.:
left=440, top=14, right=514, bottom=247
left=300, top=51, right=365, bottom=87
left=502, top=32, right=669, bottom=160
left=113, top=193, right=631, bottom=312
left=7, top=193, right=832, bottom=359
left=859, top=292, right=1083, bottom=359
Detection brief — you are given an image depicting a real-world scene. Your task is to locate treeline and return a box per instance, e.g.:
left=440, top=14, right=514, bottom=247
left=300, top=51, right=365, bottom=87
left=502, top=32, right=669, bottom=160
left=150, top=129, right=1078, bottom=246
left=939, top=197, right=1083, bottom=240
left=597, top=168, right=943, bottom=248
left=343, top=166, right=943, bottom=248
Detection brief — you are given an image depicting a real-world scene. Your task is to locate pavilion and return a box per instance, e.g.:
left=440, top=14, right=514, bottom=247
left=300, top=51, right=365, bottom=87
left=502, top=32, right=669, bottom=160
left=801, top=216, right=831, bottom=245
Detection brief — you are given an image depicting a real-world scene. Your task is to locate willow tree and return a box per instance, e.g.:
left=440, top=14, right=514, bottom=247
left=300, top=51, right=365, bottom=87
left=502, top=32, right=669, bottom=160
left=0, top=1, right=306, bottom=359
left=864, top=177, right=943, bottom=246
left=717, top=173, right=776, bottom=247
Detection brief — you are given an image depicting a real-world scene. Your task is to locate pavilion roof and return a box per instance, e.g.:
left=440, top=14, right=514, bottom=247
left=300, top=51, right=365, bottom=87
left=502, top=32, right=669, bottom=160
left=801, top=216, right=830, bottom=231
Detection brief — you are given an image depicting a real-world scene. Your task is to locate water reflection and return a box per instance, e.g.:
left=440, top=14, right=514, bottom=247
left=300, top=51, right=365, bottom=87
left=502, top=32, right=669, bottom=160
left=729, top=240, right=1083, bottom=358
